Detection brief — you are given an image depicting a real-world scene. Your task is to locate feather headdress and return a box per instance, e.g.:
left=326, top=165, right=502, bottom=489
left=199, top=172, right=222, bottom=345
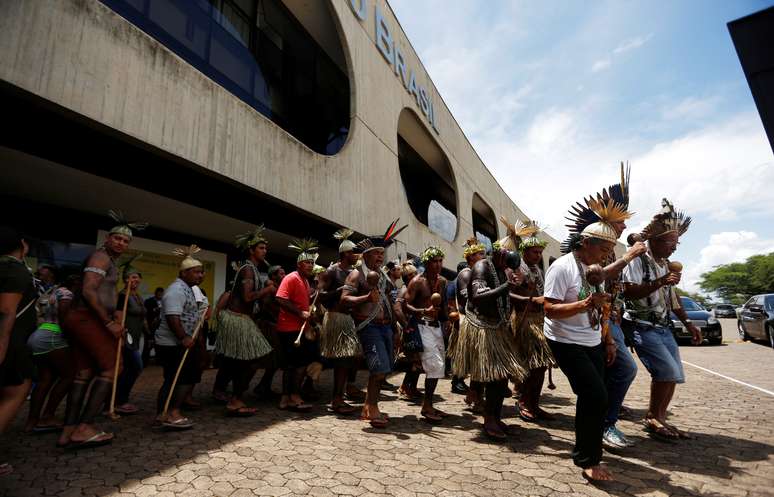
left=173, top=244, right=203, bottom=271
left=333, top=228, right=356, bottom=254
left=234, top=225, right=268, bottom=251
left=561, top=161, right=632, bottom=253
left=580, top=198, right=632, bottom=243
left=640, top=198, right=691, bottom=240
left=356, top=219, right=408, bottom=253
left=108, top=209, right=148, bottom=239
left=462, top=237, right=487, bottom=259
left=518, top=220, right=549, bottom=252
left=288, top=238, right=319, bottom=263
left=119, top=253, right=143, bottom=281
left=493, top=216, right=524, bottom=252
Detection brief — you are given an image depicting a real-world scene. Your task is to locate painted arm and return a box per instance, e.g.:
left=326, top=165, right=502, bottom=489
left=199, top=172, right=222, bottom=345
left=340, top=269, right=376, bottom=306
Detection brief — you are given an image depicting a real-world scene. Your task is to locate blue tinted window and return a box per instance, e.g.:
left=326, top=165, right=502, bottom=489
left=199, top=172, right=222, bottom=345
left=101, top=0, right=349, bottom=155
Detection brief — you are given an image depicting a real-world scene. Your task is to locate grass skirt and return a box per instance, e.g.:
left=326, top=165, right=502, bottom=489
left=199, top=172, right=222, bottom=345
left=214, top=309, right=272, bottom=361
left=446, top=320, right=460, bottom=359
left=320, top=311, right=361, bottom=359
left=450, top=314, right=526, bottom=383
left=511, top=310, right=556, bottom=370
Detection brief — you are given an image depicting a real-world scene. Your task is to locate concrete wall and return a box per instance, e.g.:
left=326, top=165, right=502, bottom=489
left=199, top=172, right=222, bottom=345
left=0, top=0, right=561, bottom=262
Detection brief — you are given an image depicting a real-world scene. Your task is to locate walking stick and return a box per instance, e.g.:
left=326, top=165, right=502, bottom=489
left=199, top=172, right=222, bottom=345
left=162, top=306, right=209, bottom=418
left=108, top=284, right=131, bottom=420
left=294, top=292, right=319, bottom=347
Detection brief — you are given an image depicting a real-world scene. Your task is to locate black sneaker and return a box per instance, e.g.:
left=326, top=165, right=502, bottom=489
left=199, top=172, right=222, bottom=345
left=380, top=379, right=398, bottom=391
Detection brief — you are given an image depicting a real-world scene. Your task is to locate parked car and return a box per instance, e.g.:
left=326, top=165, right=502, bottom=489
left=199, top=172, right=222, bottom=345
left=737, top=294, right=774, bottom=349
left=670, top=296, right=723, bottom=345
left=713, top=303, right=737, bottom=318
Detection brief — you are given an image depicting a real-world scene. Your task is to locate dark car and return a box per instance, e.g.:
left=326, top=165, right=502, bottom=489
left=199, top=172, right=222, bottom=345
left=670, top=296, right=723, bottom=345
left=737, top=294, right=774, bottom=349
left=713, top=303, right=737, bottom=318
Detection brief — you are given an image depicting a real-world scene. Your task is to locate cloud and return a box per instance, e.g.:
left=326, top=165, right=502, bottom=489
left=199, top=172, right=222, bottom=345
left=591, top=59, right=612, bottom=73
left=661, top=95, right=721, bottom=121
left=613, top=33, right=654, bottom=54
left=590, top=33, right=653, bottom=72
left=680, top=231, right=774, bottom=294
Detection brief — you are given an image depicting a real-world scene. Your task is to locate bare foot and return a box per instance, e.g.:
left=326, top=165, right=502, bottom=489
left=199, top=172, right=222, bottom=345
left=582, top=465, right=613, bottom=482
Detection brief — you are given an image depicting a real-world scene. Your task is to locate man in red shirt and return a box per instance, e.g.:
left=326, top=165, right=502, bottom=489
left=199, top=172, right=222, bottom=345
left=275, top=239, right=318, bottom=411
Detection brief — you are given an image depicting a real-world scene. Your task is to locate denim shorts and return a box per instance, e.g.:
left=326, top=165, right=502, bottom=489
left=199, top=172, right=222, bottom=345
left=633, top=325, right=685, bottom=383
left=359, top=323, right=393, bottom=375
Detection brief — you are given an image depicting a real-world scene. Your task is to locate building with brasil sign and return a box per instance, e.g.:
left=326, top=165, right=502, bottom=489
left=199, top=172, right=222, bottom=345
left=0, top=0, right=558, bottom=289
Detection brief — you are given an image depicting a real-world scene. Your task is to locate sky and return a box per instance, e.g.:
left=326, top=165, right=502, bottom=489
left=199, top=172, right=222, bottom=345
left=388, top=0, right=774, bottom=296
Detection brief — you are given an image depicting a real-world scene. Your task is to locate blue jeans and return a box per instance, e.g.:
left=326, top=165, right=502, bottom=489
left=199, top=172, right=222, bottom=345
left=116, top=347, right=143, bottom=405
left=359, top=324, right=394, bottom=375
left=604, top=322, right=638, bottom=427
left=633, top=325, right=685, bottom=383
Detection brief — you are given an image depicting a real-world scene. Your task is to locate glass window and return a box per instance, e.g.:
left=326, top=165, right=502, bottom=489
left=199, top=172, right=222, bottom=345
left=680, top=298, right=702, bottom=311
left=397, top=135, right=458, bottom=242
left=101, top=0, right=350, bottom=155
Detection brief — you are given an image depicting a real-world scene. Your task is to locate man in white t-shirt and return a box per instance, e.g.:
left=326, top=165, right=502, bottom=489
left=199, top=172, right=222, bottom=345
left=623, top=199, right=699, bottom=442
left=543, top=198, right=630, bottom=483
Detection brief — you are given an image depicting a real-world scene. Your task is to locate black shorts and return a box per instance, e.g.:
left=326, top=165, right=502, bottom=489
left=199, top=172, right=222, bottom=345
left=156, top=344, right=202, bottom=386
left=277, top=332, right=319, bottom=369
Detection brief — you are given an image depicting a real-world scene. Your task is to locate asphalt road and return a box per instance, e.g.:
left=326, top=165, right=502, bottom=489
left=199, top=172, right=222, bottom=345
left=679, top=317, right=774, bottom=394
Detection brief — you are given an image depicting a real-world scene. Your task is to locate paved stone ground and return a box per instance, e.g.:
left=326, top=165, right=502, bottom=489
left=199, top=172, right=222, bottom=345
left=2, top=319, right=773, bottom=497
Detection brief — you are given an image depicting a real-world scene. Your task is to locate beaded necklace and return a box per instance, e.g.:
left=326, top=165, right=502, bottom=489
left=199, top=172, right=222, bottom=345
left=572, top=251, right=600, bottom=330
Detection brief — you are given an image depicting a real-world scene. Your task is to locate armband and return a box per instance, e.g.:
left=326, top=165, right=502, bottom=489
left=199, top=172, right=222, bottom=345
left=84, top=267, right=107, bottom=277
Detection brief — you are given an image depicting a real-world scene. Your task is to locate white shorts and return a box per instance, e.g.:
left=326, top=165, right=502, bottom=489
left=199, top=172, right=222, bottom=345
left=418, top=324, right=446, bottom=380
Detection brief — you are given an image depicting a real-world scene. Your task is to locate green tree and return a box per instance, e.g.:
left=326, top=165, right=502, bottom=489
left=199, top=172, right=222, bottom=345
left=699, top=252, right=774, bottom=302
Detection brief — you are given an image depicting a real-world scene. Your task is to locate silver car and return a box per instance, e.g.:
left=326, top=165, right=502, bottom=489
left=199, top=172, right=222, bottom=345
left=737, top=294, right=774, bottom=349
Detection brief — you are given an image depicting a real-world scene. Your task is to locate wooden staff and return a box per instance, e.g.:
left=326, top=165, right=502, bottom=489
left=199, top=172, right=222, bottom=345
left=108, top=283, right=131, bottom=420
left=294, top=291, right=319, bottom=347
left=162, top=306, right=209, bottom=418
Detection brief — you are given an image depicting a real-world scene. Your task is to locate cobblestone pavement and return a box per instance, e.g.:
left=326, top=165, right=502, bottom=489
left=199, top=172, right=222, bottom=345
left=2, top=320, right=773, bottom=497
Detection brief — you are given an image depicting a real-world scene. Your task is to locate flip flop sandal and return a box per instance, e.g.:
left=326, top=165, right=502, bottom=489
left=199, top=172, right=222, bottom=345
left=286, top=403, right=313, bottom=412
left=644, top=422, right=679, bottom=442
left=226, top=406, right=257, bottom=417
left=162, top=417, right=195, bottom=430
left=115, top=406, right=139, bottom=415
left=66, top=431, right=114, bottom=450
left=330, top=403, right=357, bottom=415
left=433, top=408, right=450, bottom=418
left=664, top=424, right=693, bottom=439
left=483, top=427, right=507, bottom=441
left=0, top=463, right=13, bottom=477
left=420, top=410, right=443, bottom=423
left=360, top=415, right=389, bottom=428
left=518, top=405, right=537, bottom=422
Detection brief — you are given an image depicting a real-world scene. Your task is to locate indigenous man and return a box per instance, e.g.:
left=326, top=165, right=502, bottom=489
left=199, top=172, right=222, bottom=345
left=252, top=264, right=286, bottom=397
left=395, top=262, right=421, bottom=400
left=154, top=246, right=206, bottom=430
left=58, top=211, right=146, bottom=449
left=509, top=221, right=556, bottom=422
left=451, top=238, right=487, bottom=412
left=275, top=239, right=319, bottom=411
left=341, top=220, right=406, bottom=427
left=316, top=229, right=361, bottom=415
left=563, top=163, right=647, bottom=448
left=452, top=234, right=525, bottom=440
left=214, top=226, right=274, bottom=415
left=623, top=199, right=698, bottom=441
left=404, top=246, right=449, bottom=422
left=543, top=198, right=635, bottom=482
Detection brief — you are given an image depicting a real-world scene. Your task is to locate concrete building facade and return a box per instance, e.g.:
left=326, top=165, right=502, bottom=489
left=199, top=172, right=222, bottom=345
left=0, top=0, right=558, bottom=296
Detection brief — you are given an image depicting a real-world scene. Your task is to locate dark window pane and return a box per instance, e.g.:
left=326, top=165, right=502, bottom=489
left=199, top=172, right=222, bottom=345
left=101, top=0, right=349, bottom=155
